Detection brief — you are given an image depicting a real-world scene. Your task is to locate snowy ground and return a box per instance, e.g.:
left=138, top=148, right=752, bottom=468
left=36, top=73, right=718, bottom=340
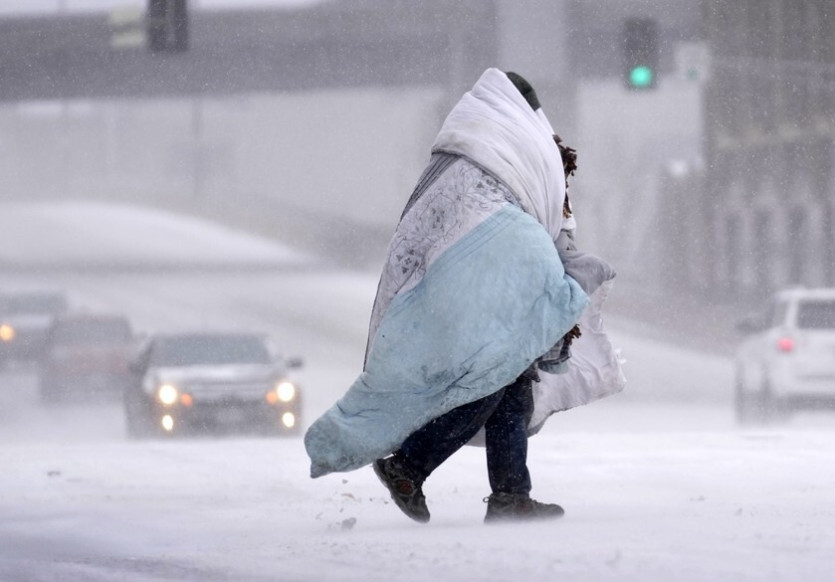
left=1, top=203, right=834, bottom=581
left=2, top=384, right=834, bottom=582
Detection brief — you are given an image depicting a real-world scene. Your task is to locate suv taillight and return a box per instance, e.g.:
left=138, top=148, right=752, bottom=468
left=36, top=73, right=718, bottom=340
left=776, top=337, right=795, bottom=353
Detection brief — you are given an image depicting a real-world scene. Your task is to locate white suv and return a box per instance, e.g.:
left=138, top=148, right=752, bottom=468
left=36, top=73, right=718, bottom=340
left=734, top=287, right=835, bottom=424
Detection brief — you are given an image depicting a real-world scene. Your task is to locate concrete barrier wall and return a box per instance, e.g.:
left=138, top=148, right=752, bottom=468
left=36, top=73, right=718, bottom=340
left=0, top=87, right=444, bottom=235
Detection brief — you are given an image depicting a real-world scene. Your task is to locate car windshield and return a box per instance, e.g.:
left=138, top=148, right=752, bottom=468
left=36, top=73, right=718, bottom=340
left=53, top=319, right=133, bottom=344
left=796, top=300, right=835, bottom=329
left=150, top=336, right=272, bottom=366
left=0, top=294, right=67, bottom=315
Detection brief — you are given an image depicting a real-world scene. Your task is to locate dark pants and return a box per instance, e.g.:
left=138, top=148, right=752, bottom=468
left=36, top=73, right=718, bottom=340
left=395, top=375, right=534, bottom=495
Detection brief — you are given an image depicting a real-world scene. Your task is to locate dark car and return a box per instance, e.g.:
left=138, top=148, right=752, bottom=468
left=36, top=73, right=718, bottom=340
left=39, top=313, right=135, bottom=403
left=123, top=332, right=303, bottom=438
left=0, top=291, right=69, bottom=368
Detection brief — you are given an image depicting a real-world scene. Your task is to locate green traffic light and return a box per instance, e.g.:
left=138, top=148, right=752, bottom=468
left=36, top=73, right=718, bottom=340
left=629, top=65, right=654, bottom=88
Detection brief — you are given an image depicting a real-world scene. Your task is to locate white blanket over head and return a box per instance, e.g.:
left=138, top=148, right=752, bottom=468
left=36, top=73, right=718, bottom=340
left=433, top=68, right=567, bottom=242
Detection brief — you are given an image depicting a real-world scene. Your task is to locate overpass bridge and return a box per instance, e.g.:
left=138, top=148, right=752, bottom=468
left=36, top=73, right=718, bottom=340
left=0, top=1, right=497, bottom=102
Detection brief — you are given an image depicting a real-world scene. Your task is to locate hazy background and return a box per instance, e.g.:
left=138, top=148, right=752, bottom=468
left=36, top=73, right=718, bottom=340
left=3, top=3, right=835, bottom=580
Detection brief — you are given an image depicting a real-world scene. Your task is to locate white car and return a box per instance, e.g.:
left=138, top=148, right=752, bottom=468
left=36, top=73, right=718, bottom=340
left=734, top=287, right=835, bottom=424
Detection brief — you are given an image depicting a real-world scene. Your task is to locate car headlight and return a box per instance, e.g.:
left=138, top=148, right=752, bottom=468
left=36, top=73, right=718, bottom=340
left=281, top=412, right=296, bottom=429
left=0, top=324, right=15, bottom=342
left=275, top=381, right=296, bottom=402
left=157, top=384, right=179, bottom=405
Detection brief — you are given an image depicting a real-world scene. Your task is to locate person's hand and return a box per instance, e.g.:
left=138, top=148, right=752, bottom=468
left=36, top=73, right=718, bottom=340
left=559, top=249, right=616, bottom=295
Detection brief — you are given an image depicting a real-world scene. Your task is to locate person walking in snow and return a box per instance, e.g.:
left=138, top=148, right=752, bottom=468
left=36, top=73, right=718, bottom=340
left=304, top=68, right=623, bottom=523
left=371, top=124, right=609, bottom=524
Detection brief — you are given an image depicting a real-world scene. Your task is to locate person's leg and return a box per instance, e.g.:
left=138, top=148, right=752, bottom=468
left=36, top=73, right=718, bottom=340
left=398, top=387, right=506, bottom=479
left=374, top=387, right=505, bottom=523
left=484, top=375, right=533, bottom=494
left=482, top=375, right=565, bottom=522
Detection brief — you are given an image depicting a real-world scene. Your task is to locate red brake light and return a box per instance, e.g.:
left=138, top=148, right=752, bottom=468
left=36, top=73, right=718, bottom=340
left=776, top=337, right=794, bottom=352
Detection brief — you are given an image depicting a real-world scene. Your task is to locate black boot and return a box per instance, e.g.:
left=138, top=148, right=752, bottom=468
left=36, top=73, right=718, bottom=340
left=373, top=456, right=430, bottom=523
left=484, top=492, right=564, bottom=523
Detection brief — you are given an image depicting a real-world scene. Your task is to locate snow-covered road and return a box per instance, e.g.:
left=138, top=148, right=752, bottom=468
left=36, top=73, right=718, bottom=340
left=2, top=390, right=834, bottom=582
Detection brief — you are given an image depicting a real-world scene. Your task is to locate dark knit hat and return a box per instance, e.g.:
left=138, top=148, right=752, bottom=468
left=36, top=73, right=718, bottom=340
left=505, top=71, right=541, bottom=111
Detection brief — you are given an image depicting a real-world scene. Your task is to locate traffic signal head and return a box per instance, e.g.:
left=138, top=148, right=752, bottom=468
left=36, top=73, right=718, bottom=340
left=148, top=0, right=188, bottom=53
left=622, top=17, right=659, bottom=90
